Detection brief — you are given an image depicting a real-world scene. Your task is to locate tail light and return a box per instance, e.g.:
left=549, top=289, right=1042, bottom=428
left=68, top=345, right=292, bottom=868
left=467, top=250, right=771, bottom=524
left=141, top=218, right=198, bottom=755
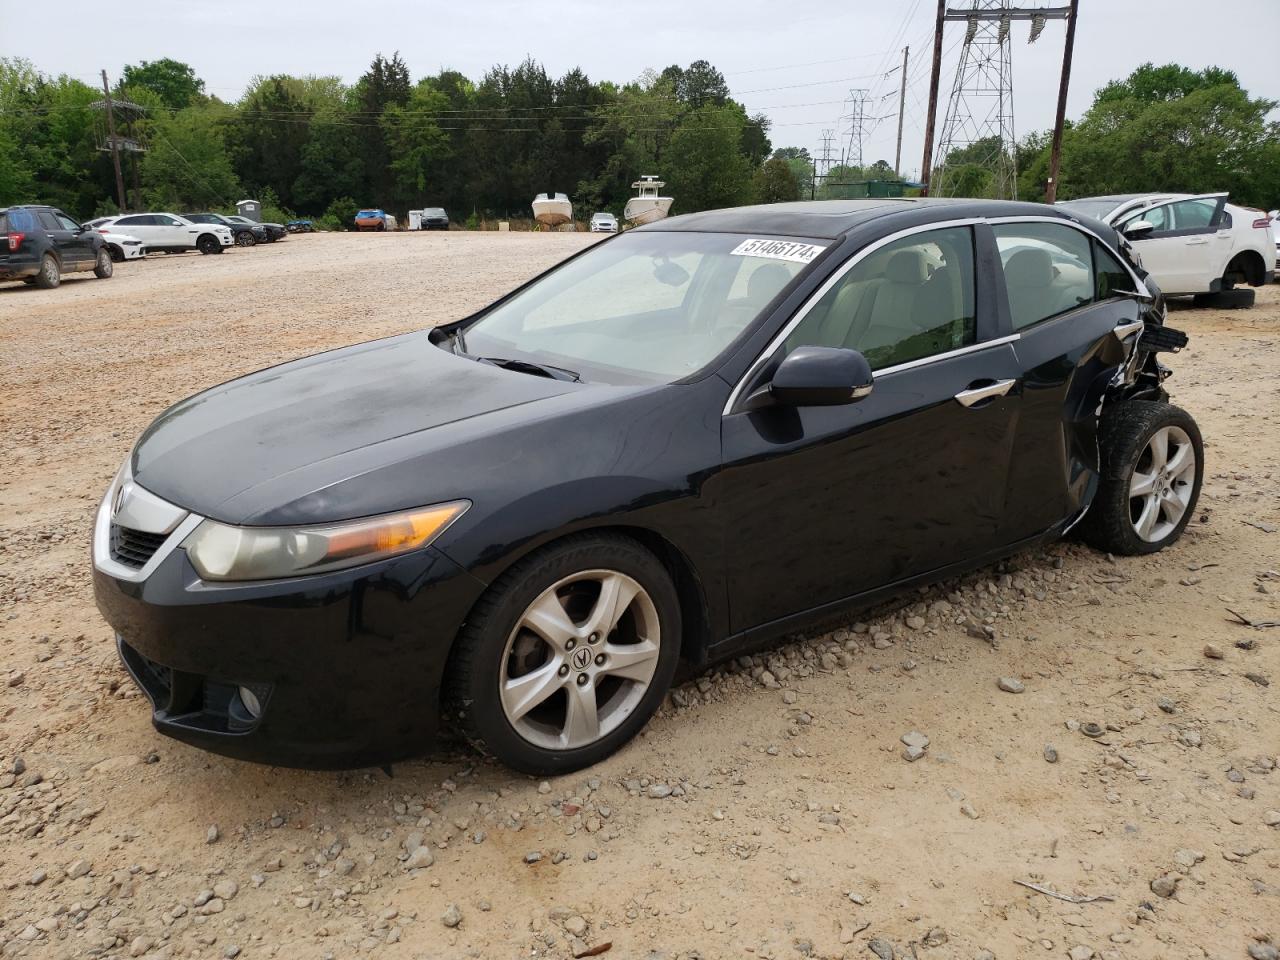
left=6, top=232, right=24, bottom=252
left=1253, top=217, right=1272, bottom=229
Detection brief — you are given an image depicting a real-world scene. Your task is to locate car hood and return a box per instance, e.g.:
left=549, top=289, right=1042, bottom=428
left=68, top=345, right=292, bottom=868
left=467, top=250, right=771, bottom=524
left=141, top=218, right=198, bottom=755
left=132, top=332, right=581, bottom=524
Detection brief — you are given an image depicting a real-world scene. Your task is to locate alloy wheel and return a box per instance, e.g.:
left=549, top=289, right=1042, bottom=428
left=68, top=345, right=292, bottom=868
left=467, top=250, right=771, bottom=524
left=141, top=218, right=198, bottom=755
left=1129, top=425, right=1196, bottom=542
left=499, top=569, right=661, bottom=751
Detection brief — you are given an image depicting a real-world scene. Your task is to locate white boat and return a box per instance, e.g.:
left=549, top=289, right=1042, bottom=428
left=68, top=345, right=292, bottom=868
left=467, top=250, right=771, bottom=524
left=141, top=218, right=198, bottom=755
left=624, top=176, right=674, bottom=225
left=532, top=192, right=573, bottom=228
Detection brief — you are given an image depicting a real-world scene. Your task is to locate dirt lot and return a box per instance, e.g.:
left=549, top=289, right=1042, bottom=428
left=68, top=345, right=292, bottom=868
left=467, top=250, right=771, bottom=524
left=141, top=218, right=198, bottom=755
left=1, top=232, right=1277, bottom=960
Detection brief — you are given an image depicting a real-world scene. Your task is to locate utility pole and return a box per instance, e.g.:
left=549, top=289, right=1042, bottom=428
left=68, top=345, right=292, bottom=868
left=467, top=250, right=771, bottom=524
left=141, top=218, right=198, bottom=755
left=894, top=45, right=910, bottom=177
left=100, top=70, right=127, bottom=213
left=1045, top=0, right=1079, bottom=203
left=920, top=0, right=946, bottom=195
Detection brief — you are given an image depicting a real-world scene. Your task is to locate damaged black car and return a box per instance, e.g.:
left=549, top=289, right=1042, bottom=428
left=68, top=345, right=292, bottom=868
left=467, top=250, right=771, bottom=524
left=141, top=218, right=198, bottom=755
left=92, top=199, right=1201, bottom=774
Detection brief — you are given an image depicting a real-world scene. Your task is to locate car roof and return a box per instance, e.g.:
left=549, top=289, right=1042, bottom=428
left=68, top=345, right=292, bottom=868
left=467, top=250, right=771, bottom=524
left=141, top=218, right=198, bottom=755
left=639, top=197, right=1107, bottom=241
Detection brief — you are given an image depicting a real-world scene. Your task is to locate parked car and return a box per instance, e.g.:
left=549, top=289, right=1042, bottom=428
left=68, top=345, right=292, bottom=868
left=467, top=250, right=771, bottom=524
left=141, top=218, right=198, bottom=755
left=93, top=198, right=1199, bottom=774
left=421, top=208, right=449, bottom=230
left=1058, top=193, right=1274, bottom=301
left=183, top=212, right=263, bottom=247
left=589, top=212, right=619, bottom=233
left=1, top=205, right=115, bottom=287
left=354, top=209, right=392, bottom=231
left=286, top=219, right=315, bottom=233
left=86, top=217, right=148, bottom=262
left=103, top=213, right=232, bottom=255
left=227, top=214, right=286, bottom=242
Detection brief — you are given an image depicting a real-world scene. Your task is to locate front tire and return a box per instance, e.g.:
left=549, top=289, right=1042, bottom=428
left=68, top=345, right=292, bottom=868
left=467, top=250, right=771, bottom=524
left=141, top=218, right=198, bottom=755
left=1078, top=401, right=1203, bottom=555
left=93, top=248, right=113, bottom=278
left=445, top=534, right=681, bottom=774
left=236, top=231, right=256, bottom=247
left=35, top=254, right=60, bottom=289
left=196, top=234, right=220, bottom=255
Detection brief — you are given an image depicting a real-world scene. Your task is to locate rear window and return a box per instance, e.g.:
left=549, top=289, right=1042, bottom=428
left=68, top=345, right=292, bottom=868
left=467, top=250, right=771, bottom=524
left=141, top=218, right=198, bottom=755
left=1, top=210, right=38, bottom=231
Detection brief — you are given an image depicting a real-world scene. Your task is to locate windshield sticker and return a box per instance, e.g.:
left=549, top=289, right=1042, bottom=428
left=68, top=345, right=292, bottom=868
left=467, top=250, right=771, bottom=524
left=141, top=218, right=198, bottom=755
left=729, top=238, right=827, bottom=264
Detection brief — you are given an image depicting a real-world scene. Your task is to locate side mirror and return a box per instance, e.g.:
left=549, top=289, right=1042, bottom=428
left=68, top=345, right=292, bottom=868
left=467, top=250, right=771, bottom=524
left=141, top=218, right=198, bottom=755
left=768, top=345, right=873, bottom=407
left=1123, top=220, right=1154, bottom=239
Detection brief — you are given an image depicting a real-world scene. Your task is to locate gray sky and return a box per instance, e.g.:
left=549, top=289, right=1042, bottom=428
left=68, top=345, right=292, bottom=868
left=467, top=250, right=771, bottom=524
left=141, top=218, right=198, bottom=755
left=4, top=0, right=1277, bottom=180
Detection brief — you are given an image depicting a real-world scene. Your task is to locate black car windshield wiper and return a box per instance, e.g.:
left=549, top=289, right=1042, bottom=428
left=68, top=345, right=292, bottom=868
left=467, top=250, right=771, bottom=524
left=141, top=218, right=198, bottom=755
left=479, top=356, right=581, bottom=382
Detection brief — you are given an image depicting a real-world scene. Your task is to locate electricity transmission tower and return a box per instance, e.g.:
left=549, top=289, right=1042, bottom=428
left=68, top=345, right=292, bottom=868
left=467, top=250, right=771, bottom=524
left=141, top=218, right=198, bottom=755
left=926, top=1, right=1069, bottom=199
left=817, top=128, right=837, bottom=192
left=842, top=89, right=872, bottom=172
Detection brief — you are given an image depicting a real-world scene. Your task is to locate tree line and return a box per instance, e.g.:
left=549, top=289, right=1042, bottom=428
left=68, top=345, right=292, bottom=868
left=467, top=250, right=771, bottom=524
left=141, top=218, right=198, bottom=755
left=1, top=55, right=1275, bottom=227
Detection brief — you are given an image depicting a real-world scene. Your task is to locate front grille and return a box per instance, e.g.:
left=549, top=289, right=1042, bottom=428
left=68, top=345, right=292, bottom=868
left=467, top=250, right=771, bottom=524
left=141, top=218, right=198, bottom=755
left=109, top=524, right=168, bottom=568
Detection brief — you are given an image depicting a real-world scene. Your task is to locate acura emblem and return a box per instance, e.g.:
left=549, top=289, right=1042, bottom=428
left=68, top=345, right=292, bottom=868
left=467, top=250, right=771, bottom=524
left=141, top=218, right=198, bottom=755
left=113, top=481, right=132, bottom=518
left=571, top=648, right=591, bottom=670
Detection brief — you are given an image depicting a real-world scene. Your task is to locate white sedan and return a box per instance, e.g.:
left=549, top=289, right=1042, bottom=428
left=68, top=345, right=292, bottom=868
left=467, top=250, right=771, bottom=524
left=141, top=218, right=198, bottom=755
left=96, top=212, right=233, bottom=255
left=86, top=218, right=148, bottom=262
left=1058, top=193, right=1274, bottom=299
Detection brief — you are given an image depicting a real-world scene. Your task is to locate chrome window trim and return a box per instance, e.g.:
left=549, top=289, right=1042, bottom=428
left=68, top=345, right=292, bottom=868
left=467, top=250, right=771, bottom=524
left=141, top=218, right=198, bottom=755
left=722, top=217, right=984, bottom=416
left=872, top=332, right=1020, bottom=378
left=92, top=460, right=203, bottom=583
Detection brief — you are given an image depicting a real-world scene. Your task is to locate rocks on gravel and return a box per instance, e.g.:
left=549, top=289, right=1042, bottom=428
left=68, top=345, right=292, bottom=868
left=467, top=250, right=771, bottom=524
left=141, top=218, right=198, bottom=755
left=997, top=676, right=1025, bottom=694
left=441, top=903, right=462, bottom=928
left=1150, top=874, right=1179, bottom=898
left=206, top=824, right=219, bottom=844
left=66, top=859, right=91, bottom=879
left=900, top=730, right=929, bottom=762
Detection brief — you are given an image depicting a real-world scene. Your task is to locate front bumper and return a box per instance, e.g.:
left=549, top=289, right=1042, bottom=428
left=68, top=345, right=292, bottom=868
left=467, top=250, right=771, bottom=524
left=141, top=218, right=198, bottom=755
left=92, top=482, right=486, bottom=769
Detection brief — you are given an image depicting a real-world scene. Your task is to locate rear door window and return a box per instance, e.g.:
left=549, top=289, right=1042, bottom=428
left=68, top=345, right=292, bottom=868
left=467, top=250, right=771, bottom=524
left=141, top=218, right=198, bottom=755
left=992, top=223, right=1094, bottom=330
left=37, top=210, right=62, bottom=231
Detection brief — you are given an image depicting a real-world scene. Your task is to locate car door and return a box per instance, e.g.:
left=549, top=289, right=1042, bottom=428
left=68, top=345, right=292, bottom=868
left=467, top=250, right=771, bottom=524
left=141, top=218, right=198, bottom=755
left=52, top=210, right=94, bottom=266
left=113, top=214, right=159, bottom=248
left=1117, top=194, right=1228, bottom=293
left=989, top=218, right=1146, bottom=542
left=718, top=223, right=1021, bottom=634
left=155, top=214, right=196, bottom=248
left=36, top=209, right=82, bottom=267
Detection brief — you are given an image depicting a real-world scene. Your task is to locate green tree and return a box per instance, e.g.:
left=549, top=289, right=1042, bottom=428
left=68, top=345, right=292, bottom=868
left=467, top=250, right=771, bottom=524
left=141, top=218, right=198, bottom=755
left=354, top=53, right=412, bottom=209
left=121, top=58, right=205, bottom=111
left=753, top=156, right=800, bottom=203
left=665, top=103, right=754, bottom=213
left=381, top=81, right=451, bottom=210
left=227, top=75, right=314, bottom=209
left=141, top=99, right=240, bottom=209
left=1018, top=64, right=1279, bottom=207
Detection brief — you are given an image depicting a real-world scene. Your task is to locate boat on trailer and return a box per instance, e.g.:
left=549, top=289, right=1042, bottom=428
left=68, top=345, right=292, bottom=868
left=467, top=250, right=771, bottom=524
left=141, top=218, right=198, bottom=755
left=532, top=192, right=573, bottom=228
left=624, top=176, right=673, bottom=225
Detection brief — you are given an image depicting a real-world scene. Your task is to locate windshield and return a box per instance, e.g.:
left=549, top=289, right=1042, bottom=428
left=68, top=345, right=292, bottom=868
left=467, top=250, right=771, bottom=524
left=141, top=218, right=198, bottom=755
left=425, top=208, right=446, bottom=216
left=460, top=231, right=823, bottom=384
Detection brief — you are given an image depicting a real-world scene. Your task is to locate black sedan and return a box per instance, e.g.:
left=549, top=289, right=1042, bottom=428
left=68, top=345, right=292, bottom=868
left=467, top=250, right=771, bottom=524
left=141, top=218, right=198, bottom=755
left=92, top=199, right=1201, bottom=774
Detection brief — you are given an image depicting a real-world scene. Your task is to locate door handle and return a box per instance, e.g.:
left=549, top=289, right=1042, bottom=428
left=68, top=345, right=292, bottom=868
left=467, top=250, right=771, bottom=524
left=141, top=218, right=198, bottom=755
left=1113, top=319, right=1145, bottom=341
left=1185, top=238, right=1209, bottom=245
left=954, top=378, right=1016, bottom=407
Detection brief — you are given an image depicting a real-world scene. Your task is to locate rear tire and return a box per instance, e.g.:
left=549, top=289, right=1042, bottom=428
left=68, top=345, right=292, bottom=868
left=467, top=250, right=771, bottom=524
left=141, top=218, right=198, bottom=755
left=444, top=533, right=681, bottom=774
left=34, top=254, right=60, bottom=289
left=93, top=248, right=113, bottom=278
left=196, top=234, right=219, bottom=255
left=1077, top=401, right=1203, bottom=556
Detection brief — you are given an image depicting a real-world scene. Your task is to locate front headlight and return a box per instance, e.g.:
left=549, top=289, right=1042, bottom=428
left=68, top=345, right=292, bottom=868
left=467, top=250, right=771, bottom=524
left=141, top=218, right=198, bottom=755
left=183, top=501, right=469, bottom=581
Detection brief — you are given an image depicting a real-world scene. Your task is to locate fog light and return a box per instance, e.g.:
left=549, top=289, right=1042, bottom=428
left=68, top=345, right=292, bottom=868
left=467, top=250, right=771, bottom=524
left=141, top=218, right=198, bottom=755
left=237, top=685, right=263, bottom=719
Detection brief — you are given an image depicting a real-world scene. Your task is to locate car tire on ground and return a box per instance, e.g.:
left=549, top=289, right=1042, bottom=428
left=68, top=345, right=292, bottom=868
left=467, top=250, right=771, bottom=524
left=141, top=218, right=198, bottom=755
left=445, top=533, right=682, bottom=775
left=107, top=245, right=125, bottom=263
left=34, top=254, right=60, bottom=289
left=236, top=231, right=256, bottom=247
left=1077, top=401, right=1203, bottom=556
left=1192, top=288, right=1255, bottom=309
left=196, top=234, right=220, bottom=255
left=93, top=248, right=113, bottom=279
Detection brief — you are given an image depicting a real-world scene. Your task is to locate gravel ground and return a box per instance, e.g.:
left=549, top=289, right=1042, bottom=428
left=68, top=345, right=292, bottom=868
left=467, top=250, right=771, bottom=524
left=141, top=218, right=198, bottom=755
left=1, top=233, right=1278, bottom=960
